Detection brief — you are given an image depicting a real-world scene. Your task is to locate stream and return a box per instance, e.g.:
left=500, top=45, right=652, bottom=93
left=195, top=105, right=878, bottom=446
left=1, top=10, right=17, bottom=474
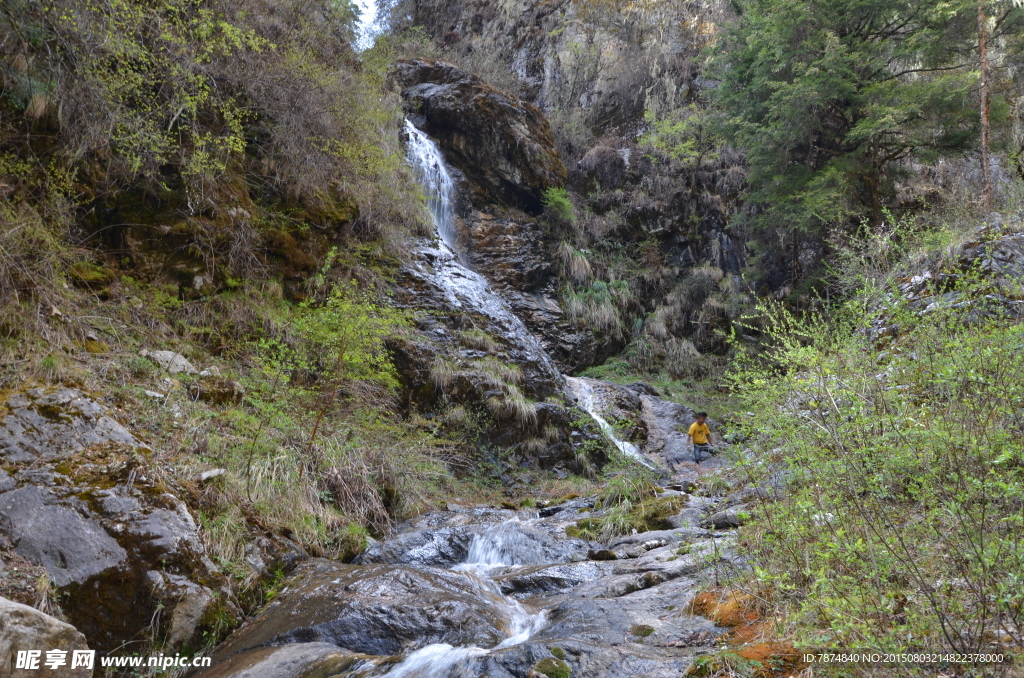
left=382, top=521, right=550, bottom=677
left=195, top=122, right=744, bottom=678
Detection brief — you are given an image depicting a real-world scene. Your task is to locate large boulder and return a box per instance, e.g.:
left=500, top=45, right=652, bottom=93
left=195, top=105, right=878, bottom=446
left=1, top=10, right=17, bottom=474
left=0, top=596, right=92, bottom=678
left=205, top=559, right=519, bottom=662
left=0, top=387, right=137, bottom=463
left=394, top=59, right=567, bottom=213
left=0, top=388, right=233, bottom=653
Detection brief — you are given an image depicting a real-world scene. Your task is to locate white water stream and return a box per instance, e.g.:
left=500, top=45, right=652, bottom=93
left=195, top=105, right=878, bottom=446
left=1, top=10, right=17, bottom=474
left=404, top=120, right=459, bottom=251
left=387, top=123, right=555, bottom=677
left=382, top=521, right=548, bottom=677
left=564, top=377, right=656, bottom=469
left=388, top=124, right=661, bottom=676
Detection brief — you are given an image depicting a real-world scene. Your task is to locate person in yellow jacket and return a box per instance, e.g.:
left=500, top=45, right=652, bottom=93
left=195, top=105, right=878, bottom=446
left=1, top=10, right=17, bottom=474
left=688, top=412, right=715, bottom=462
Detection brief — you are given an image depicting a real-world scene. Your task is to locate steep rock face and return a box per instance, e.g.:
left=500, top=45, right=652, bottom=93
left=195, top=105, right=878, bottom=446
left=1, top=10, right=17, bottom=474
left=0, top=597, right=93, bottom=678
left=386, top=241, right=610, bottom=471
left=394, top=59, right=566, bottom=213
left=0, top=388, right=234, bottom=653
left=459, top=210, right=598, bottom=372
left=402, top=0, right=697, bottom=130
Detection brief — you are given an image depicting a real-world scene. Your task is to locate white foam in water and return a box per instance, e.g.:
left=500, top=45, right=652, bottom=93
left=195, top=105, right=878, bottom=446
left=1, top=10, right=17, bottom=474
left=404, top=120, right=459, bottom=251
left=565, top=376, right=656, bottom=469
left=383, top=644, right=484, bottom=678
left=381, top=522, right=548, bottom=677
left=383, top=131, right=550, bottom=677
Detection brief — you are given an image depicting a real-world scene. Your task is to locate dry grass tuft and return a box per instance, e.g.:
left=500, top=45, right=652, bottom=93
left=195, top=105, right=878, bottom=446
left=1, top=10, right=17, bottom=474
left=430, top=356, right=460, bottom=389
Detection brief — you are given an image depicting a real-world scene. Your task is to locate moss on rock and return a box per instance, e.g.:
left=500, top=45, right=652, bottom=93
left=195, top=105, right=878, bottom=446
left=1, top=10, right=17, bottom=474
left=534, top=657, right=571, bottom=678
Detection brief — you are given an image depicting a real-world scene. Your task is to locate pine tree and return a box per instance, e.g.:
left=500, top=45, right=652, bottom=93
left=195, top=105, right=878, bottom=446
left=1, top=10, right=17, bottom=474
left=709, top=0, right=1023, bottom=235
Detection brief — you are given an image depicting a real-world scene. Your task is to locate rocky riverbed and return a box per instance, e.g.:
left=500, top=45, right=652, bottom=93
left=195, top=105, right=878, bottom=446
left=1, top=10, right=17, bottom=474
left=195, top=469, right=749, bottom=678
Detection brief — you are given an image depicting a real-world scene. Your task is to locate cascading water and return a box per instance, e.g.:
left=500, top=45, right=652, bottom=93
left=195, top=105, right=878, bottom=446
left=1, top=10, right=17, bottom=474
left=380, top=520, right=547, bottom=677
left=401, top=118, right=562, bottom=382
left=404, top=120, right=459, bottom=252
left=403, top=118, right=655, bottom=477
left=565, top=376, right=657, bottom=469
left=381, top=126, right=550, bottom=677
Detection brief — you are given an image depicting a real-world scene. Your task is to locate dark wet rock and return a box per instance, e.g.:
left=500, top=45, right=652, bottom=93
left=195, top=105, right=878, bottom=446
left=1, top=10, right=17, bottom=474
left=453, top=210, right=599, bottom=373
left=357, top=517, right=598, bottom=569
left=0, top=485, right=127, bottom=587
left=579, top=146, right=627, bottom=191
left=0, top=387, right=140, bottom=463
left=538, top=496, right=594, bottom=518
left=0, top=596, right=92, bottom=678
left=209, top=559, right=516, bottom=658
left=195, top=642, right=362, bottom=678
left=638, top=395, right=698, bottom=470
left=701, top=505, right=751, bottom=530
left=462, top=211, right=552, bottom=291
left=0, top=388, right=231, bottom=654
left=394, top=59, right=566, bottom=213
left=494, top=561, right=611, bottom=597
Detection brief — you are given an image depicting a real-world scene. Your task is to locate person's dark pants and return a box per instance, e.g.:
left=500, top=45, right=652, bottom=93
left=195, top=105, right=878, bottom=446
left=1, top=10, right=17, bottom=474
left=694, top=443, right=711, bottom=462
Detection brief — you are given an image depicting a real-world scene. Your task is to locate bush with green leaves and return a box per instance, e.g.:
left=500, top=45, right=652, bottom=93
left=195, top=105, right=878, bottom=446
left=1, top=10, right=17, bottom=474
left=730, top=275, right=1024, bottom=657
left=542, top=187, right=577, bottom=227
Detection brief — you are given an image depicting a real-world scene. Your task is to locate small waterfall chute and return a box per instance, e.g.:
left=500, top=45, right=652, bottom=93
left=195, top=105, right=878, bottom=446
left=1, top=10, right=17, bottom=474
left=404, top=120, right=459, bottom=252
left=565, top=376, right=657, bottom=469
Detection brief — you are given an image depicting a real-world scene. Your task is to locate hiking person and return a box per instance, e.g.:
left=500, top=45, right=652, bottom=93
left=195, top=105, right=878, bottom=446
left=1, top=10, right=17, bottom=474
left=688, top=412, right=715, bottom=462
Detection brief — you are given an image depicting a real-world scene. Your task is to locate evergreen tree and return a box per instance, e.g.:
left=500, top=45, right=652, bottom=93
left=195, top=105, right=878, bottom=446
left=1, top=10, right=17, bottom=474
left=710, top=0, right=1023, bottom=234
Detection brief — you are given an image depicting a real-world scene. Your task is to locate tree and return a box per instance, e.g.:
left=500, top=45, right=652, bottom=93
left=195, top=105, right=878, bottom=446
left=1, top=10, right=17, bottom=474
left=709, top=0, right=1022, bottom=235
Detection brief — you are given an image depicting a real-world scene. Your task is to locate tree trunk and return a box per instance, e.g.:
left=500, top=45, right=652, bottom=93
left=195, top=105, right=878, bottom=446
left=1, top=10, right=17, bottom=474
left=979, top=0, right=993, bottom=211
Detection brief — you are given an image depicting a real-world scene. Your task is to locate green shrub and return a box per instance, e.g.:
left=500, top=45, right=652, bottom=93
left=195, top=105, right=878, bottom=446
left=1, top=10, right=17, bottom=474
left=730, top=274, right=1024, bottom=654
left=542, top=187, right=577, bottom=226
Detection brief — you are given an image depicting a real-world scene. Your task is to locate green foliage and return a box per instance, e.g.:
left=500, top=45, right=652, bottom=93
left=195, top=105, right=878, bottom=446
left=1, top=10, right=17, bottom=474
left=290, top=282, right=407, bottom=388
left=534, top=657, right=571, bottom=678
left=730, top=275, right=1024, bottom=654
left=542, top=187, right=577, bottom=226
left=641, top=105, right=720, bottom=169
left=709, top=0, right=1024, bottom=234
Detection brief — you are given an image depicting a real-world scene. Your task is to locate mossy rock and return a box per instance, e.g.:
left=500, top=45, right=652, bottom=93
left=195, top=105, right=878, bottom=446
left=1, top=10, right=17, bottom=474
left=629, top=623, right=655, bottom=637
left=549, top=646, right=566, bottom=660
left=534, top=657, right=571, bottom=678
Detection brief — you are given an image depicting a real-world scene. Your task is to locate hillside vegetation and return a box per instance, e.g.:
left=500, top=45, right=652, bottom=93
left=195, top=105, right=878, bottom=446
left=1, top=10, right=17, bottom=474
left=3, top=0, right=1024, bottom=672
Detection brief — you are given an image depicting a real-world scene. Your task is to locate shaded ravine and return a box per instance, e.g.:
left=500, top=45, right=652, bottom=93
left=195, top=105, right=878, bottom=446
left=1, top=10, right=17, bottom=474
left=194, top=125, right=746, bottom=678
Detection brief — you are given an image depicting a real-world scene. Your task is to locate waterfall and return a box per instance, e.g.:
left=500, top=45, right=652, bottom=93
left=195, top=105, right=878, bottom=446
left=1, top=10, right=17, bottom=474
left=565, top=377, right=656, bottom=469
left=404, top=120, right=459, bottom=251
left=400, top=118, right=562, bottom=384
left=381, top=520, right=547, bottom=677
left=381, top=129, right=552, bottom=676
